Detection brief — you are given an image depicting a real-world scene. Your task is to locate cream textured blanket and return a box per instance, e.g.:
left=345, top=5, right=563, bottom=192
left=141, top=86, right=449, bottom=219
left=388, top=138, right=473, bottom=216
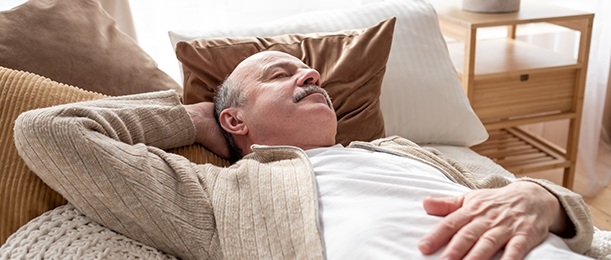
left=1, top=204, right=610, bottom=259
left=0, top=204, right=175, bottom=259
left=591, top=229, right=611, bottom=259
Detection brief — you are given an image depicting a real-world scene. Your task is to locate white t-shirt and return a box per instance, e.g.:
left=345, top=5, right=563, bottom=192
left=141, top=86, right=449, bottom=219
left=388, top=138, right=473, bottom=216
left=306, top=145, right=591, bottom=260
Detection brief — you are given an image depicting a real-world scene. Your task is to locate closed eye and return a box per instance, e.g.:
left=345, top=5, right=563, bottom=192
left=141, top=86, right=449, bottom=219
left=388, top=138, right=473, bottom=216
left=272, top=72, right=291, bottom=79
left=260, top=61, right=303, bottom=81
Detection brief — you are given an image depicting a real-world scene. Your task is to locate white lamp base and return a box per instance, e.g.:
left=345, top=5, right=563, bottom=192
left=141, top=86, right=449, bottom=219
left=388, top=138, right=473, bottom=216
left=462, top=0, right=521, bottom=13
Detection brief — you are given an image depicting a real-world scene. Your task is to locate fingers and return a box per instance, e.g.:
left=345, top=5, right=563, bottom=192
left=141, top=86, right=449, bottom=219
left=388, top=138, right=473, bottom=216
left=430, top=212, right=510, bottom=260
left=500, top=234, right=534, bottom=260
left=420, top=187, right=552, bottom=259
left=457, top=225, right=513, bottom=259
left=184, top=102, right=232, bottom=159
left=419, top=203, right=471, bottom=255
left=441, top=221, right=493, bottom=259
left=428, top=221, right=536, bottom=260
left=422, top=195, right=463, bottom=216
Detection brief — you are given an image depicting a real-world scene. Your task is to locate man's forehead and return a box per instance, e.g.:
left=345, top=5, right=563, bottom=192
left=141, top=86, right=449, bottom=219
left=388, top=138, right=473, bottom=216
left=233, top=51, right=307, bottom=77
left=250, top=51, right=305, bottom=66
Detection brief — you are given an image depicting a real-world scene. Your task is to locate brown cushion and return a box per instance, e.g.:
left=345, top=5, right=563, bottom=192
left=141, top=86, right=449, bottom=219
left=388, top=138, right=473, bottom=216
left=175, top=18, right=395, bottom=146
left=0, top=66, right=228, bottom=245
left=0, top=0, right=182, bottom=96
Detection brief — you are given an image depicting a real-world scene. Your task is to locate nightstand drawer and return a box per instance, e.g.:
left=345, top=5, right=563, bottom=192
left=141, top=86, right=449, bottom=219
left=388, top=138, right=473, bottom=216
left=470, top=69, right=577, bottom=122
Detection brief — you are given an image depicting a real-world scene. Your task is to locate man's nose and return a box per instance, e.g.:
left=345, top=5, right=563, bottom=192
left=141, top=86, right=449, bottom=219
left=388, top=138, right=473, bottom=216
left=297, top=69, right=321, bottom=87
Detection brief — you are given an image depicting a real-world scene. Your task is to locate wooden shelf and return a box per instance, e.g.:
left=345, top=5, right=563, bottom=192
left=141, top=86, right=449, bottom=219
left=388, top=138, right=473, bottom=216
left=471, top=127, right=571, bottom=174
left=447, top=39, right=578, bottom=76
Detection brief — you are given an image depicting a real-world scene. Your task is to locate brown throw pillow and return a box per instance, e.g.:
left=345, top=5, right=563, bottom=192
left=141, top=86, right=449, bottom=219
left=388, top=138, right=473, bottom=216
left=0, top=0, right=182, bottom=96
left=175, top=18, right=396, bottom=146
left=0, top=66, right=227, bottom=245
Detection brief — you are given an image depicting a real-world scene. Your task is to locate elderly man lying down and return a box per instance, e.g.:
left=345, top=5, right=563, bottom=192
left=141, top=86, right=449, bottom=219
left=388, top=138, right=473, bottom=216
left=14, top=50, right=594, bottom=259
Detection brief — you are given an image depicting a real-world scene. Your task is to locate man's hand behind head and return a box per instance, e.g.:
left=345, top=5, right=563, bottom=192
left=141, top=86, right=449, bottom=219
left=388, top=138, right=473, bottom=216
left=183, top=102, right=231, bottom=159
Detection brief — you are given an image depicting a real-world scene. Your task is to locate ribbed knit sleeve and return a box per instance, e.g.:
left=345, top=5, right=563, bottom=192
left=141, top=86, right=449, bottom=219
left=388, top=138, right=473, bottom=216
left=13, top=90, right=222, bottom=260
left=520, top=177, right=594, bottom=254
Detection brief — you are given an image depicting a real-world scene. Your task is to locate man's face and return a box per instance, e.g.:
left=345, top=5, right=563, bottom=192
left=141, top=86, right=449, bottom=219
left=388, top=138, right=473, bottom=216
left=230, top=51, right=338, bottom=150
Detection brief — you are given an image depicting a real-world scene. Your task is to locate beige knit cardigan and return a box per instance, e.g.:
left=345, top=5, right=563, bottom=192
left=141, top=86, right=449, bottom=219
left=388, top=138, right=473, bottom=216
left=13, top=90, right=593, bottom=259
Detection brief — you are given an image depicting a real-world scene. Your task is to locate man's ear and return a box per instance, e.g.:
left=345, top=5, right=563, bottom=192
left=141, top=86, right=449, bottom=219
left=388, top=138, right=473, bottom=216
left=219, top=108, right=248, bottom=136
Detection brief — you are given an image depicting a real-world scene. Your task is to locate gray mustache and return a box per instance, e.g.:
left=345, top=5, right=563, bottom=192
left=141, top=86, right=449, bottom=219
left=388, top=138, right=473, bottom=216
left=293, top=85, right=332, bottom=105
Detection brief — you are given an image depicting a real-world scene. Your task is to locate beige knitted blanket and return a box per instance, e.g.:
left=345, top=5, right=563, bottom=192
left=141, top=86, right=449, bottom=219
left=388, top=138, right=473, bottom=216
left=2, top=195, right=610, bottom=259
left=1, top=204, right=175, bottom=259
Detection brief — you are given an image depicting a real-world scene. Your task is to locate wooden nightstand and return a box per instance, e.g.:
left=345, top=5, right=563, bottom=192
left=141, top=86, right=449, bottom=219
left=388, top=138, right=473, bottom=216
left=430, top=0, right=594, bottom=189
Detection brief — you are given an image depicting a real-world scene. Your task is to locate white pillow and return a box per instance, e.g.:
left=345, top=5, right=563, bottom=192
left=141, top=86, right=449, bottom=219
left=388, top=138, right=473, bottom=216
left=169, top=0, right=488, bottom=147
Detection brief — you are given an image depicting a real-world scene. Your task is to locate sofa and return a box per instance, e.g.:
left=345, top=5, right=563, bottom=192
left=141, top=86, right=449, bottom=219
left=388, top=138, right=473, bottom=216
left=1, top=0, right=610, bottom=258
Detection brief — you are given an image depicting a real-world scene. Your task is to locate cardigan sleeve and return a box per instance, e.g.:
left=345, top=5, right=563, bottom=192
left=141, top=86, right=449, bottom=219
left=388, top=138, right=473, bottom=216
left=13, top=90, right=219, bottom=260
left=518, top=177, right=594, bottom=254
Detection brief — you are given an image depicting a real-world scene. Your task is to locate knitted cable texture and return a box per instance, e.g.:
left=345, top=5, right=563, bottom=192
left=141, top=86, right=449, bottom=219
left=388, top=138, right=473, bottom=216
left=588, top=228, right=611, bottom=259
left=0, top=204, right=176, bottom=259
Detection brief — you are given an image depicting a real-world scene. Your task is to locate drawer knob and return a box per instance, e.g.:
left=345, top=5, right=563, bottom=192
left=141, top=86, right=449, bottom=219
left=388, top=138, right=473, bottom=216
left=520, top=74, right=530, bottom=81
